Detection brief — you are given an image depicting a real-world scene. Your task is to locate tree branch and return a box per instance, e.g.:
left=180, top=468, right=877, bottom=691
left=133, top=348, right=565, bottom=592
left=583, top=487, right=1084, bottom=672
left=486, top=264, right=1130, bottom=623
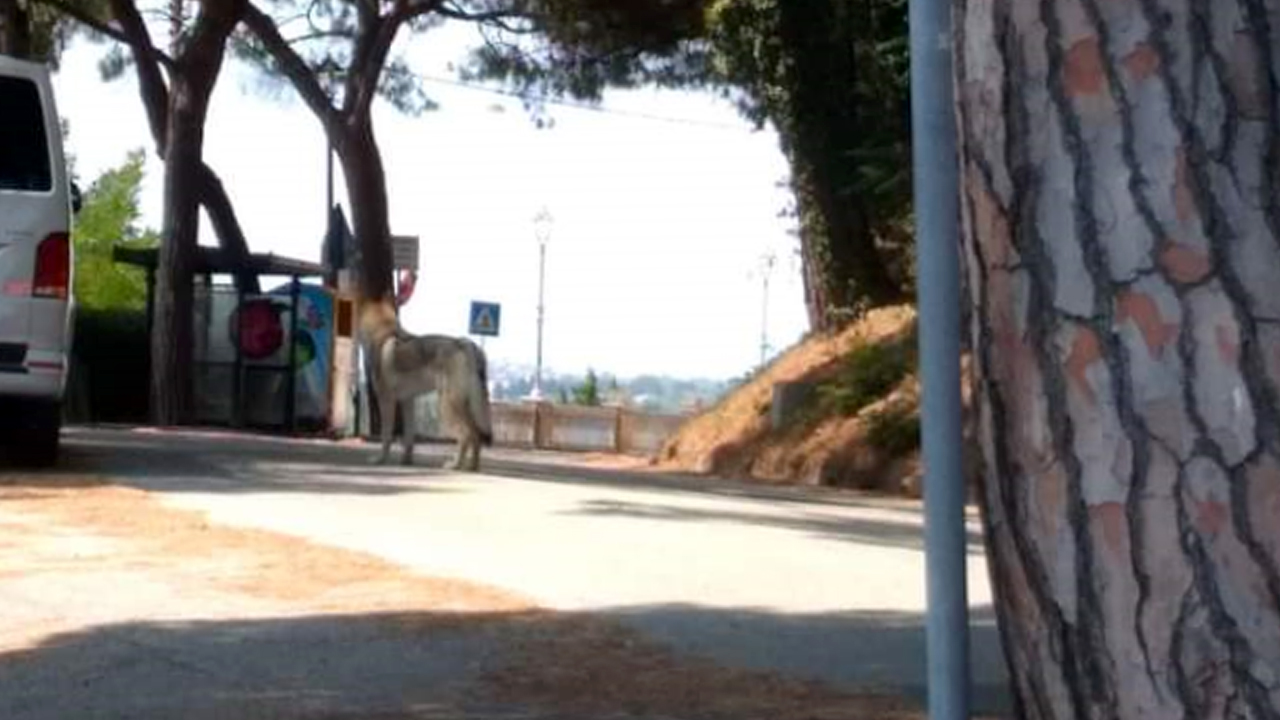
left=401, top=0, right=444, bottom=19
left=181, top=0, right=244, bottom=93
left=353, top=0, right=377, bottom=29
left=242, top=1, right=338, bottom=128
left=435, top=2, right=530, bottom=24
left=107, top=0, right=169, bottom=153
left=343, top=0, right=413, bottom=117
left=198, top=162, right=260, bottom=294
left=101, top=0, right=260, bottom=293
left=284, top=28, right=356, bottom=44
left=34, top=0, right=176, bottom=69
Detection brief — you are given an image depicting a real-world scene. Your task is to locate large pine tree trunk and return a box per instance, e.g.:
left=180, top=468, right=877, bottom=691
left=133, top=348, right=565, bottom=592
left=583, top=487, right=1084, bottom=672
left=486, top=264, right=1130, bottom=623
left=150, top=86, right=202, bottom=425
left=956, top=1, right=1280, bottom=718
left=334, top=115, right=396, bottom=439
left=336, top=117, right=395, bottom=303
left=148, top=0, right=241, bottom=425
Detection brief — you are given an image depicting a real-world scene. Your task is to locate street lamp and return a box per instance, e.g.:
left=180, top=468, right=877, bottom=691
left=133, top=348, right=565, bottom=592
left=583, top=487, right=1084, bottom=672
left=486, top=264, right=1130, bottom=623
left=757, top=252, right=776, bottom=368
left=530, top=208, right=553, bottom=401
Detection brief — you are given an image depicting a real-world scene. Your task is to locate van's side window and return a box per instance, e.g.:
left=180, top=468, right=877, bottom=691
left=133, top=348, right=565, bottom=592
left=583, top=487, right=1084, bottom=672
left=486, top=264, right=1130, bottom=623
left=0, top=76, right=52, bottom=193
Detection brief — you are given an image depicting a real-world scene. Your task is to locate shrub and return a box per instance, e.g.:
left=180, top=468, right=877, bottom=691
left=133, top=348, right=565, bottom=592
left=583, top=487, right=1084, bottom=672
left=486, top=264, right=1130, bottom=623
left=817, top=329, right=917, bottom=417
left=73, top=308, right=150, bottom=423
left=865, top=404, right=921, bottom=456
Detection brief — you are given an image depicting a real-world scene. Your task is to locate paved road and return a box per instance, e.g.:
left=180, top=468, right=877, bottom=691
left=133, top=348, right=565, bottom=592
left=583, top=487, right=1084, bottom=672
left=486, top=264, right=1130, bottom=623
left=47, top=426, right=1010, bottom=714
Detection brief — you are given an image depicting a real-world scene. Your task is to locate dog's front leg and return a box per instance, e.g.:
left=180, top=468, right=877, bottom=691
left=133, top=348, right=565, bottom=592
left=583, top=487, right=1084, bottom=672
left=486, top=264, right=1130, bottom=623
left=467, top=434, right=481, bottom=472
left=400, top=400, right=416, bottom=466
left=449, top=438, right=465, bottom=471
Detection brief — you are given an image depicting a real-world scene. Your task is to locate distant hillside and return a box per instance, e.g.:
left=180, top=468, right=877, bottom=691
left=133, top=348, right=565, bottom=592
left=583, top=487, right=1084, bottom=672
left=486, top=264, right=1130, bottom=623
left=488, top=363, right=733, bottom=415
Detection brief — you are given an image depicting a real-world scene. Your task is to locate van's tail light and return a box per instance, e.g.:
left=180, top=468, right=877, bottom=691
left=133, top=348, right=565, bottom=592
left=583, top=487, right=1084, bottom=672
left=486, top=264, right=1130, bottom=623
left=32, top=232, right=70, bottom=299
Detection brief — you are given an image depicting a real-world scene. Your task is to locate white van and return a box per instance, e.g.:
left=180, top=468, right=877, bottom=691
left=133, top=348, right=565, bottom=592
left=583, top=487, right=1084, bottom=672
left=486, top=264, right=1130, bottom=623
left=0, top=54, right=77, bottom=466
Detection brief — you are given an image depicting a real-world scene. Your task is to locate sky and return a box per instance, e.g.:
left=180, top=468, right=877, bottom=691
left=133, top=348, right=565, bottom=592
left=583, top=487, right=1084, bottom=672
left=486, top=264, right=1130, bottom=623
left=50, top=20, right=809, bottom=381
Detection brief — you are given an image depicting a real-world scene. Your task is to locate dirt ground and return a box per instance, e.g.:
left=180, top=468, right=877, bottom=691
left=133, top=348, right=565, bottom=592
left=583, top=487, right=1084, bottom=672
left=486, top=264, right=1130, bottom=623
left=656, top=305, right=921, bottom=488
left=0, top=469, right=928, bottom=719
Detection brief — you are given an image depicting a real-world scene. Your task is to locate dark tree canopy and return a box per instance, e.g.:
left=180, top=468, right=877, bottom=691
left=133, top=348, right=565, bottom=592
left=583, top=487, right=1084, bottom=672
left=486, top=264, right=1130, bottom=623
left=0, top=0, right=91, bottom=62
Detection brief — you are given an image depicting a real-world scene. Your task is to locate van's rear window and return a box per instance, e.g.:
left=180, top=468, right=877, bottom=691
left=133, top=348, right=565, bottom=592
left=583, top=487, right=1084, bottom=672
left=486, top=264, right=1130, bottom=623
left=0, top=76, right=53, bottom=192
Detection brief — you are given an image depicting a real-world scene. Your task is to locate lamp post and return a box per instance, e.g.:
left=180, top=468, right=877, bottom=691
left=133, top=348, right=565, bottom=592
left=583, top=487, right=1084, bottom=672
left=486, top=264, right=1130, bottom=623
left=530, top=208, right=553, bottom=400
left=758, top=252, right=776, bottom=368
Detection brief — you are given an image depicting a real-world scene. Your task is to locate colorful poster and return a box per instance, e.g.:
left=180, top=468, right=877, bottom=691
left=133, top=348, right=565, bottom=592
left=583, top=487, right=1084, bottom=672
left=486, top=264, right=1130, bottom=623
left=270, top=284, right=333, bottom=424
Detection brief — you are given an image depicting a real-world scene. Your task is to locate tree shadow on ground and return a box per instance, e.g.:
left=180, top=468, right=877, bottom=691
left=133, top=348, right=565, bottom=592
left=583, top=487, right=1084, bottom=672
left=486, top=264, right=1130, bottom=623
left=0, top=428, right=464, bottom=497
left=561, top=497, right=986, bottom=554
left=0, top=604, right=1009, bottom=720
left=1, top=427, right=985, bottom=557
left=7, top=428, right=979, bottom=528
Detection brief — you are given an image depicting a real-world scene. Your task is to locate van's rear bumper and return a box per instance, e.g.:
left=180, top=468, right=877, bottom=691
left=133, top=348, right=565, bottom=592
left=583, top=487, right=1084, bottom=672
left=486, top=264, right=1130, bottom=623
left=0, top=351, right=66, bottom=401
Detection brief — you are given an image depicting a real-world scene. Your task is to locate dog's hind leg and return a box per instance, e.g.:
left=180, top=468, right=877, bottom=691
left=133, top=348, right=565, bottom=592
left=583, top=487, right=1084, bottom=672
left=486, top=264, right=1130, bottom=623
left=451, top=425, right=478, bottom=472
left=442, top=389, right=468, bottom=471
left=449, top=435, right=466, bottom=471
left=460, top=424, right=483, bottom=472
left=376, top=386, right=396, bottom=465
left=400, top=399, right=416, bottom=466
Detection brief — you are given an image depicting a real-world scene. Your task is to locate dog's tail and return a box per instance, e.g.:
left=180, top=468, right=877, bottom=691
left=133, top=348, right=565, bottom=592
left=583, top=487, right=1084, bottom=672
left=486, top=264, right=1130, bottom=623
left=465, top=340, right=494, bottom=446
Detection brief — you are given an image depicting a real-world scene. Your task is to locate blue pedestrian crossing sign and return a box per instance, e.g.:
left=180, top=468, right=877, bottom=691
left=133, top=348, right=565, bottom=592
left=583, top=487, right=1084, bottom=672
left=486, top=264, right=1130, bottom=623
left=469, top=301, right=501, bottom=337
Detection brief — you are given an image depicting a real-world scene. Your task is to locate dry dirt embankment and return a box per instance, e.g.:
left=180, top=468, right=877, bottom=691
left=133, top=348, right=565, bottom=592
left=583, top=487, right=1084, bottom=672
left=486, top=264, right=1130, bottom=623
left=656, top=306, right=966, bottom=496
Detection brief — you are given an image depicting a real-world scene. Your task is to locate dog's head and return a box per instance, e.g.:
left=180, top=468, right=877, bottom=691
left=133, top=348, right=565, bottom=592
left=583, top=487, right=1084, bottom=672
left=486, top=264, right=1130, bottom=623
left=358, top=298, right=399, bottom=346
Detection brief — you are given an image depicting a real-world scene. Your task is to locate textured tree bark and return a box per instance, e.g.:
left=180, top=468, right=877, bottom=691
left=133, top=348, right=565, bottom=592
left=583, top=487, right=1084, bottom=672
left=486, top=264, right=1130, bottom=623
left=795, top=201, right=828, bottom=331
left=957, top=1, right=1280, bottom=719
left=149, top=0, right=242, bottom=425
left=151, top=88, right=202, bottom=425
left=335, top=116, right=394, bottom=303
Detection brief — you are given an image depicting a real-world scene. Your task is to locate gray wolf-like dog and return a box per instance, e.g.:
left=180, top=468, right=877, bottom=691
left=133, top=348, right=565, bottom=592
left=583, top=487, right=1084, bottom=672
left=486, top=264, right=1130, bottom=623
left=361, top=300, right=494, bottom=470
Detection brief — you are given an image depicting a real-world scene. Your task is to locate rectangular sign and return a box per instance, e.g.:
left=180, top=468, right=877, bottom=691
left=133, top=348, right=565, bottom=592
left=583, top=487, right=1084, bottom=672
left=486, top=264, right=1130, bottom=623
left=469, top=301, right=501, bottom=337
left=392, top=235, right=419, bottom=270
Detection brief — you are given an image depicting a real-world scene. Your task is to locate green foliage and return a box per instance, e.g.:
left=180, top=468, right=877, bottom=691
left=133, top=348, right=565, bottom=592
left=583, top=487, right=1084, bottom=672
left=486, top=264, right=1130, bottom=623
left=2, top=0, right=99, bottom=65
left=461, top=0, right=711, bottom=106
left=816, top=329, right=916, bottom=417
left=231, top=0, right=448, bottom=115
left=243, top=0, right=710, bottom=126
left=573, top=368, right=602, bottom=406
left=864, top=403, right=920, bottom=457
left=710, top=0, right=913, bottom=314
left=73, top=150, right=158, bottom=311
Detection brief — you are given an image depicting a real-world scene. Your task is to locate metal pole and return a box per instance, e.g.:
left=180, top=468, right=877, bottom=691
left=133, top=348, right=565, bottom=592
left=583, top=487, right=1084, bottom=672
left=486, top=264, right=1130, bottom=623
left=286, top=277, right=300, bottom=433
left=326, top=141, right=334, bottom=217
left=534, top=240, right=546, bottom=399
left=760, top=270, right=769, bottom=367
left=759, top=253, right=775, bottom=368
left=909, top=0, right=969, bottom=719
left=232, top=284, right=244, bottom=428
